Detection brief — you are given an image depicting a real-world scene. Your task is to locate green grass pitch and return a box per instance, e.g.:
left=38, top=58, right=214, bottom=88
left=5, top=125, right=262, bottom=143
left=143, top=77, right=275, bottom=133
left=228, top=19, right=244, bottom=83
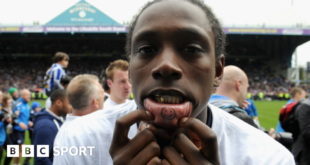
left=1, top=100, right=287, bottom=165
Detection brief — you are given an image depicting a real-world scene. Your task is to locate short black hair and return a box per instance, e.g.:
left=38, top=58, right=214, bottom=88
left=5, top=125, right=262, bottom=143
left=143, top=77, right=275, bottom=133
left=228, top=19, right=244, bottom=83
left=50, top=89, right=67, bottom=105
left=53, top=52, right=69, bottom=63
left=61, top=75, right=73, bottom=86
left=126, top=0, right=226, bottom=59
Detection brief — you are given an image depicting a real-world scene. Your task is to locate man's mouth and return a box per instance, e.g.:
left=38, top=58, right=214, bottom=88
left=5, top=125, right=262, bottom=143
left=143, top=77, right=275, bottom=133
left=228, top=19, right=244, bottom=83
left=143, top=90, right=192, bottom=128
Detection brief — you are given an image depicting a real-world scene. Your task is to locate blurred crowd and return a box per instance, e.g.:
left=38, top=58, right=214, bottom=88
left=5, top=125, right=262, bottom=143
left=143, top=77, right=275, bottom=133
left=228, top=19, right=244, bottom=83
left=0, top=58, right=113, bottom=93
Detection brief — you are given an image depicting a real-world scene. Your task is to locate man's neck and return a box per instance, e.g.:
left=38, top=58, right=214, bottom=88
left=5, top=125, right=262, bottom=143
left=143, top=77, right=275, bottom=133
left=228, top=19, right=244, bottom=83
left=110, top=94, right=126, bottom=104
left=49, top=106, right=61, bottom=117
left=72, top=108, right=95, bottom=116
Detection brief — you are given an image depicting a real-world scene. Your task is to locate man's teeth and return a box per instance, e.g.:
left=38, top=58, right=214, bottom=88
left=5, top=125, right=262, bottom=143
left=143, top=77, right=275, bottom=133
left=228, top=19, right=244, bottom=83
left=155, top=95, right=183, bottom=104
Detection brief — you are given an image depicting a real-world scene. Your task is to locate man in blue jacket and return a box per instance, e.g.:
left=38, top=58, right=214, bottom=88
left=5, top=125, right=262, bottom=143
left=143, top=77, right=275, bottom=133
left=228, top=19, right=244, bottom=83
left=11, top=89, right=31, bottom=165
left=33, top=89, right=72, bottom=165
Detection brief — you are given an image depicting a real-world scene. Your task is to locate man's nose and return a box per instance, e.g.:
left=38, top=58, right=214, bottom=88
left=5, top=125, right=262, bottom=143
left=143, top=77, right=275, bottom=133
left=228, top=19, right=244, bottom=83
left=151, top=49, right=183, bottom=80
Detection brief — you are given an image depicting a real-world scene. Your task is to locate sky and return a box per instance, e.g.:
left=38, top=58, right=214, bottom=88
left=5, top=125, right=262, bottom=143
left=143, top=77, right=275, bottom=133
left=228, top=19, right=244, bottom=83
left=0, top=0, right=309, bottom=66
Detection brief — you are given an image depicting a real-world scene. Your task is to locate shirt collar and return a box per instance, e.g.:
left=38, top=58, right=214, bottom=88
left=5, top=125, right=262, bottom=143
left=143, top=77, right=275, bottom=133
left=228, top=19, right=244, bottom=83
left=46, top=108, right=63, bottom=122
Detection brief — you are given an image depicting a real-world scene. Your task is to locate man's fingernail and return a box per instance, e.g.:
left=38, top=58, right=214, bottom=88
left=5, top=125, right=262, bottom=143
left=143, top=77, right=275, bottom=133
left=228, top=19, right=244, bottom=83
left=146, top=111, right=153, bottom=117
left=146, top=124, right=150, bottom=128
left=179, top=117, right=189, bottom=126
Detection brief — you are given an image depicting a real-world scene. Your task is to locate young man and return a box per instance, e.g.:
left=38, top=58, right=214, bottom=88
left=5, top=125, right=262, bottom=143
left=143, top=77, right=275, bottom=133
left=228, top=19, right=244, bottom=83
left=11, top=89, right=31, bottom=165
left=209, top=65, right=257, bottom=128
left=44, top=52, right=69, bottom=97
left=33, top=89, right=71, bottom=165
left=104, top=60, right=132, bottom=108
left=109, top=0, right=294, bottom=164
left=53, top=74, right=105, bottom=164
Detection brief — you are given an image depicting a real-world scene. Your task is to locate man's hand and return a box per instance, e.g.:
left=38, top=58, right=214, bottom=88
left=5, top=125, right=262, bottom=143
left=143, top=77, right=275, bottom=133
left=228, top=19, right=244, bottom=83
left=19, top=122, right=27, bottom=130
left=15, top=110, right=20, bottom=116
left=109, top=109, right=162, bottom=165
left=28, top=121, right=33, bottom=127
left=254, top=116, right=258, bottom=121
left=162, top=118, right=220, bottom=165
left=6, top=117, right=12, bottom=124
left=242, top=100, right=250, bottom=109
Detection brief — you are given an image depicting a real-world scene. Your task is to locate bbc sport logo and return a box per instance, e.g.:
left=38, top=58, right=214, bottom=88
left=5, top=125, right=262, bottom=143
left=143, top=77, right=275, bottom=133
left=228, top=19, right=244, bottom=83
left=7, top=145, right=95, bottom=157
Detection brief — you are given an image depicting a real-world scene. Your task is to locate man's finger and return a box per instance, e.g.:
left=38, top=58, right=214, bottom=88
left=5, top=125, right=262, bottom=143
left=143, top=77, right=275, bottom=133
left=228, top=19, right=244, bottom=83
left=138, top=121, right=157, bottom=134
left=110, top=109, right=154, bottom=156
left=178, top=117, right=219, bottom=164
left=171, top=133, right=205, bottom=163
left=121, top=128, right=157, bottom=159
left=162, top=146, right=187, bottom=165
left=131, top=141, right=161, bottom=165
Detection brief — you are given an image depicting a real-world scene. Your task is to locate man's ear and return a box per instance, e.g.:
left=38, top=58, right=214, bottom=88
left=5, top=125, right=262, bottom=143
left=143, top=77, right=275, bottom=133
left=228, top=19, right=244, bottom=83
left=236, top=80, right=242, bottom=92
left=56, top=99, right=62, bottom=107
left=93, top=99, right=99, bottom=109
left=214, top=54, right=225, bottom=87
left=107, top=79, right=112, bottom=88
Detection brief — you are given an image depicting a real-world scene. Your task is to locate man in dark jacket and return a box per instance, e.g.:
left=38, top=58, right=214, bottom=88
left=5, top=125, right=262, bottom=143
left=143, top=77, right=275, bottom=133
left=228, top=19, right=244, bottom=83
left=292, top=98, right=310, bottom=165
left=209, top=65, right=257, bottom=128
left=33, top=89, right=72, bottom=165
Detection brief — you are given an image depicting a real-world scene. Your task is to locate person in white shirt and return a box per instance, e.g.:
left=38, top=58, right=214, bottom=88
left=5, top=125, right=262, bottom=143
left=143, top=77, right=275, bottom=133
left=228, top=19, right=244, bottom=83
left=53, top=74, right=105, bottom=164
left=108, top=0, right=294, bottom=164
left=104, top=60, right=132, bottom=108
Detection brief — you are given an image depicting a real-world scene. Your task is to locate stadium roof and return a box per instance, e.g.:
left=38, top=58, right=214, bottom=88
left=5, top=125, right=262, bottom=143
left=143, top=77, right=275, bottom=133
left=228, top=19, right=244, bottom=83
left=46, top=0, right=120, bottom=26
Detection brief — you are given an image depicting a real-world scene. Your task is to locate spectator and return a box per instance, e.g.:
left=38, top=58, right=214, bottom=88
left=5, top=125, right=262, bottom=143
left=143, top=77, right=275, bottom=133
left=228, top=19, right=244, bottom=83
left=23, top=101, right=42, bottom=165
left=276, top=87, right=306, bottom=133
left=11, top=89, right=31, bottom=165
left=53, top=74, right=105, bottom=164
left=245, top=98, right=260, bottom=127
left=104, top=60, right=131, bottom=108
left=209, top=66, right=257, bottom=128
left=1, top=94, right=16, bottom=165
left=9, top=87, right=19, bottom=102
left=0, top=90, right=2, bottom=109
left=33, top=89, right=71, bottom=165
left=292, top=97, right=310, bottom=164
left=44, top=52, right=69, bottom=96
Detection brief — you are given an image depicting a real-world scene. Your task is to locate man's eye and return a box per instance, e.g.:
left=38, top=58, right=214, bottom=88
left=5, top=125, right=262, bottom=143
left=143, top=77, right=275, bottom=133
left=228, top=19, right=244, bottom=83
left=183, top=47, right=202, bottom=53
left=138, top=47, right=157, bottom=54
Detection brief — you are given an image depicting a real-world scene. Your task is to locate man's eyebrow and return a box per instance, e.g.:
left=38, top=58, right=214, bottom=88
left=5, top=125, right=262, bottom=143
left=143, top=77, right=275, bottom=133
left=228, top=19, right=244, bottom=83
left=134, top=28, right=207, bottom=40
left=133, top=30, right=159, bottom=41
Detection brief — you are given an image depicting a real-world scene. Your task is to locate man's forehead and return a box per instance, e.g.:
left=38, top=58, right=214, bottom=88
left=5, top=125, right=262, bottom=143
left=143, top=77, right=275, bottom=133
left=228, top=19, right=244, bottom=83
left=133, top=0, right=213, bottom=39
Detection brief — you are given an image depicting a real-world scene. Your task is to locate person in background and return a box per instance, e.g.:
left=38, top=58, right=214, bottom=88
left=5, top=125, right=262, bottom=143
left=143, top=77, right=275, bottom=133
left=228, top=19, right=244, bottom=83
left=44, top=52, right=69, bottom=97
left=53, top=74, right=105, bottom=165
left=0, top=91, right=2, bottom=109
left=33, top=89, right=71, bottom=165
left=276, top=87, right=306, bottom=133
left=1, top=94, right=17, bottom=165
left=23, top=101, right=42, bottom=165
left=11, top=89, right=31, bottom=165
left=45, top=75, right=72, bottom=109
left=8, top=87, right=19, bottom=103
left=209, top=66, right=257, bottom=128
left=245, top=98, right=260, bottom=127
left=104, top=60, right=132, bottom=108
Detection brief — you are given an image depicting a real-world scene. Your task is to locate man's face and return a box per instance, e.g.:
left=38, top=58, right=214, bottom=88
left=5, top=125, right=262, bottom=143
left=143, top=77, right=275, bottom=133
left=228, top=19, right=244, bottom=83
left=239, top=76, right=249, bottom=106
left=12, top=91, right=18, bottom=99
left=22, top=91, right=31, bottom=102
left=108, top=70, right=132, bottom=102
left=59, top=58, right=69, bottom=68
left=129, top=0, right=223, bottom=128
left=59, top=97, right=72, bottom=117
